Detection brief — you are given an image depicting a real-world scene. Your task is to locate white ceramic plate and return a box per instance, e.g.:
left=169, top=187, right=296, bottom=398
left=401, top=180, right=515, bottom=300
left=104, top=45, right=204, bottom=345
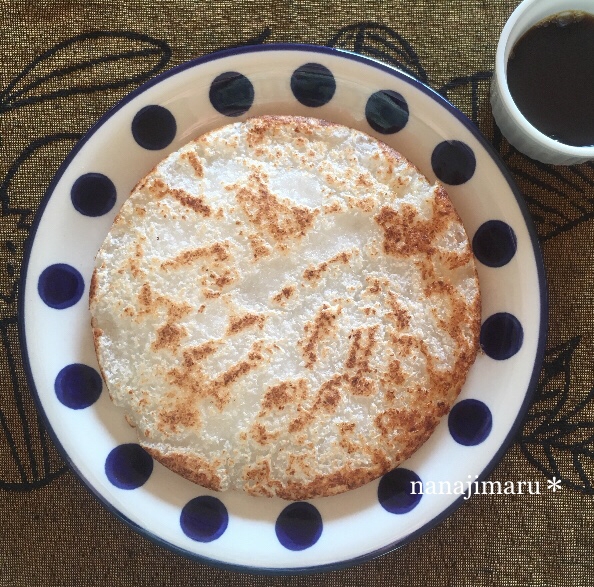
left=20, top=44, right=547, bottom=573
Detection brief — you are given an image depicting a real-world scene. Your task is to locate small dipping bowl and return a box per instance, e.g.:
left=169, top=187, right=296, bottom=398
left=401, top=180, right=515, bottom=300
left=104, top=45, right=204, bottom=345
left=491, top=0, right=594, bottom=165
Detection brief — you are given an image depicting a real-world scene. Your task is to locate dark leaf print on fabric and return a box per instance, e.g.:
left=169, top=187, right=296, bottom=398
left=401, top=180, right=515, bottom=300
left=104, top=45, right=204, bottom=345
left=1, top=134, right=81, bottom=317
left=0, top=317, right=69, bottom=491
left=438, top=71, right=493, bottom=126
left=0, top=31, right=171, bottom=114
left=520, top=337, right=594, bottom=494
left=327, top=22, right=428, bottom=83
left=0, top=134, right=80, bottom=490
left=0, top=31, right=174, bottom=491
left=492, top=124, right=594, bottom=241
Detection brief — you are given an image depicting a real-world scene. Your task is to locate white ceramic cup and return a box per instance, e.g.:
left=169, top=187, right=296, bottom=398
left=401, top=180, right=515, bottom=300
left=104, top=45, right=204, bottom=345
left=491, top=0, right=594, bottom=165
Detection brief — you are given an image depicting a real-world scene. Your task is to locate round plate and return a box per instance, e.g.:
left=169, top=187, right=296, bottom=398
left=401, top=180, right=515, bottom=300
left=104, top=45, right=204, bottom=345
left=19, top=44, right=547, bottom=574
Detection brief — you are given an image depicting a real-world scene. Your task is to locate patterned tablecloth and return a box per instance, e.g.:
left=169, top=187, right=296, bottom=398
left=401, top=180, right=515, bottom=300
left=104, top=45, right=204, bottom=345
left=1, top=1, right=593, bottom=585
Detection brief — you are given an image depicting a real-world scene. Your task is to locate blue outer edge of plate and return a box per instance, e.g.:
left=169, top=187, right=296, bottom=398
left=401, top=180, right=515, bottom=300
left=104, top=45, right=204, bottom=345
left=17, top=43, right=548, bottom=576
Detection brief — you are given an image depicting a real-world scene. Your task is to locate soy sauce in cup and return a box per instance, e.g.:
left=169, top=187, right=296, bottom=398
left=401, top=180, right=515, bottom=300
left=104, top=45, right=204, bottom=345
left=507, top=11, right=594, bottom=147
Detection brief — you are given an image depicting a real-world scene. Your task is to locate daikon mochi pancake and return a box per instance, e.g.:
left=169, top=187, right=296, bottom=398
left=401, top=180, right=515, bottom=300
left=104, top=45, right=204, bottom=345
left=90, top=115, right=480, bottom=500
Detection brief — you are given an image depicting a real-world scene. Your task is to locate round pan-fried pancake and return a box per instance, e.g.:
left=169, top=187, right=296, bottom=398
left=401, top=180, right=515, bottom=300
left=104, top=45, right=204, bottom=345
left=90, top=115, right=481, bottom=500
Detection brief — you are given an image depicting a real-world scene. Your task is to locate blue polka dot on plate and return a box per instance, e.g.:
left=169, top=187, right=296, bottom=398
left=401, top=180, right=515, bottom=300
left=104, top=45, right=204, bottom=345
left=365, top=90, right=409, bottom=134
left=71, top=173, right=117, bottom=217
left=105, top=444, right=153, bottom=490
left=473, top=220, right=517, bottom=267
left=275, top=502, right=323, bottom=551
left=290, top=63, right=336, bottom=107
left=54, top=363, right=102, bottom=409
left=180, top=496, right=228, bottom=542
left=378, top=468, right=422, bottom=514
left=431, top=140, right=476, bottom=185
left=448, top=399, right=493, bottom=446
left=131, top=105, right=176, bottom=150
left=38, top=263, right=84, bottom=309
left=480, top=312, right=523, bottom=360
left=209, top=71, right=254, bottom=117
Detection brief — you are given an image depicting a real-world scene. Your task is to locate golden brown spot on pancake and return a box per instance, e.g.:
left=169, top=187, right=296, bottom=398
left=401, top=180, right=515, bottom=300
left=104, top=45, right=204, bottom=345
left=185, top=340, right=219, bottom=361
left=287, top=406, right=311, bottom=434
left=386, top=291, right=411, bottom=330
left=243, top=458, right=281, bottom=497
left=260, top=379, right=309, bottom=414
left=356, top=173, right=373, bottom=188
left=245, top=118, right=271, bottom=148
left=152, top=322, right=188, bottom=352
left=167, top=339, right=271, bottom=412
left=364, top=276, right=388, bottom=296
left=343, top=326, right=379, bottom=397
left=226, top=312, right=266, bottom=335
left=247, top=233, right=271, bottom=261
left=171, top=190, right=210, bottom=217
left=122, top=306, right=135, bottom=318
left=271, top=285, right=296, bottom=306
left=323, top=200, right=343, bottom=214
left=235, top=171, right=318, bottom=248
left=144, top=448, right=221, bottom=491
left=299, top=303, right=342, bottom=368
left=375, top=408, right=410, bottom=436
left=338, top=422, right=358, bottom=454
left=338, top=422, right=356, bottom=434
left=250, top=422, right=280, bottom=446
left=89, top=270, right=99, bottom=303
left=381, top=359, right=407, bottom=396
left=440, top=248, right=473, bottom=270
left=374, top=186, right=454, bottom=259
left=390, top=333, right=418, bottom=358
left=137, top=282, right=153, bottom=309
left=207, top=269, right=236, bottom=290
left=347, top=195, right=376, bottom=212
left=288, top=375, right=342, bottom=433
left=125, top=241, right=145, bottom=279
left=285, top=453, right=315, bottom=478
left=182, top=150, right=204, bottom=178
left=156, top=394, right=200, bottom=432
left=160, top=241, right=230, bottom=271
left=274, top=466, right=382, bottom=501
left=324, top=172, right=342, bottom=187
left=136, top=287, right=193, bottom=323
left=303, top=251, right=355, bottom=284
left=162, top=299, right=193, bottom=322
left=147, top=177, right=211, bottom=217
left=312, top=375, right=342, bottom=413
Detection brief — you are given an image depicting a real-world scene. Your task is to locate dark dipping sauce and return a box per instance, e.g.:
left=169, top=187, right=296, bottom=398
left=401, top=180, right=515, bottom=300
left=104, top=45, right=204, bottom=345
left=507, top=11, right=594, bottom=147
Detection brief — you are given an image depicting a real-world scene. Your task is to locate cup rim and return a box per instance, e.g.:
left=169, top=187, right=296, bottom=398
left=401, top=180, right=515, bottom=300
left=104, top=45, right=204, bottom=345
left=494, top=0, right=594, bottom=156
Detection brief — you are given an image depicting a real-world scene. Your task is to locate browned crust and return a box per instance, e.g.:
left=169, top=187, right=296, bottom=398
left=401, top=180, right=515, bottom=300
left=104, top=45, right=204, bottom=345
left=181, top=150, right=204, bottom=178
left=271, top=285, right=296, bottom=306
left=146, top=177, right=211, bottom=217
left=233, top=170, right=319, bottom=249
left=298, top=303, right=342, bottom=368
left=302, top=250, right=355, bottom=284
left=160, top=242, right=230, bottom=271
left=226, top=312, right=266, bottom=335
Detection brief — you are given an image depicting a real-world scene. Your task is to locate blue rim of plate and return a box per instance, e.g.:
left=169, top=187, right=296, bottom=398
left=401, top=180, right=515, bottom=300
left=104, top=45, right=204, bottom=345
left=18, top=43, right=548, bottom=575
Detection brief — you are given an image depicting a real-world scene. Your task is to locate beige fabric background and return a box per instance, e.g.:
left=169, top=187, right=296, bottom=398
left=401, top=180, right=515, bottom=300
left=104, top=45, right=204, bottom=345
left=0, top=1, right=593, bottom=585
